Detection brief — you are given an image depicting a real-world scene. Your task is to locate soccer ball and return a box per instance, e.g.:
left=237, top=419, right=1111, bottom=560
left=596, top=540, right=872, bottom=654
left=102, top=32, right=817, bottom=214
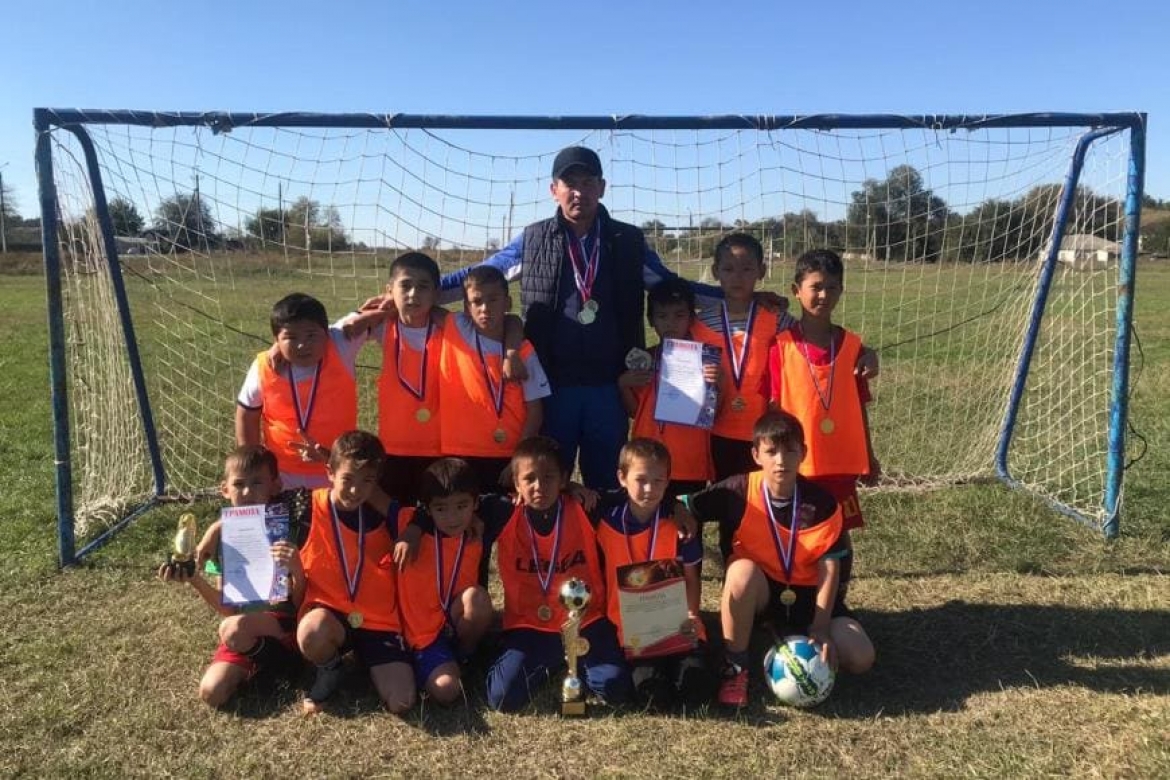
left=559, top=577, right=592, bottom=613
left=762, top=635, right=836, bottom=707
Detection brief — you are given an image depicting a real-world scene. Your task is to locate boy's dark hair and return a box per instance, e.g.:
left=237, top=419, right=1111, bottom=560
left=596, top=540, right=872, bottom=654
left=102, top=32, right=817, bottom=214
left=328, top=429, right=385, bottom=472
left=795, top=248, right=845, bottom=285
left=618, top=438, right=672, bottom=476
left=510, top=435, right=566, bottom=477
left=270, top=293, right=329, bottom=336
left=713, top=232, right=765, bottom=267
left=419, top=457, right=479, bottom=505
left=463, top=264, right=509, bottom=296
left=646, top=277, right=696, bottom=321
left=224, top=444, right=279, bottom=481
left=752, top=410, right=806, bottom=450
left=390, top=251, right=441, bottom=288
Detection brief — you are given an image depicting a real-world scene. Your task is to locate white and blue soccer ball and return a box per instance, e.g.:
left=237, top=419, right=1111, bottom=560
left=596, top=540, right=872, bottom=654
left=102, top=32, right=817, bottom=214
left=762, top=635, right=836, bottom=707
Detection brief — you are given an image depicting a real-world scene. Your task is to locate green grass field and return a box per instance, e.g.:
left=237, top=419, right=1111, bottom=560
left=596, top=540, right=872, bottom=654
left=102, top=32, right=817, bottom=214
left=0, top=255, right=1167, bottom=778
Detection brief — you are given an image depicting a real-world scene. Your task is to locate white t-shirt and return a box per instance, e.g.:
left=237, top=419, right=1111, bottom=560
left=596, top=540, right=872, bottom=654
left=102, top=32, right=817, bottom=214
left=236, top=318, right=365, bottom=409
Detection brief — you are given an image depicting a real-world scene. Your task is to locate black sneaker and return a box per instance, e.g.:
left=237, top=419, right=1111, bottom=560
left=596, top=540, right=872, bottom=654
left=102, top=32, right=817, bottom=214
left=304, top=657, right=343, bottom=710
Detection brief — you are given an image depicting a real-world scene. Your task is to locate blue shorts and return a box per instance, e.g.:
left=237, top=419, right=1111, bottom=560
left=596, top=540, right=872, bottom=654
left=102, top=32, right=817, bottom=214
left=414, top=634, right=460, bottom=687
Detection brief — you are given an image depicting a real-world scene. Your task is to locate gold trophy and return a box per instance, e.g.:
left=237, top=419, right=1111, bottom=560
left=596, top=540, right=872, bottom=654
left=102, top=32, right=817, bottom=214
left=559, top=577, right=593, bottom=717
left=169, top=513, right=199, bottom=577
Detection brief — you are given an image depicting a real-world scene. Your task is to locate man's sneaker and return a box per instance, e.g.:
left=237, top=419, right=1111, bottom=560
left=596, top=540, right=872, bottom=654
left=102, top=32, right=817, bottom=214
left=717, top=663, right=748, bottom=707
left=303, top=657, right=343, bottom=714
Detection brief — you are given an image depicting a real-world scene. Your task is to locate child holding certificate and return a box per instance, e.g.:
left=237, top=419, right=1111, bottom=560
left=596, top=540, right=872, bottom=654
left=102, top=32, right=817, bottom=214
left=686, top=411, right=874, bottom=707
left=158, top=445, right=305, bottom=708
left=594, top=438, right=716, bottom=708
left=618, top=278, right=718, bottom=498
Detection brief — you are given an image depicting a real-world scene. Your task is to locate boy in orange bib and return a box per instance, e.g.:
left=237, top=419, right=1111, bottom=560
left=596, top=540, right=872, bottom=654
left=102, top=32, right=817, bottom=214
left=296, top=430, right=415, bottom=715
left=236, top=293, right=362, bottom=489
left=394, top=458, right=493, bottom=705
left=686, top=411, right=874, bottom=707
left=158, top=445, right=305, bottom=707
left=767, top=249, right=880, bottom=594
left=439, top=265, right=550, bottom=493
left=593, top=438, right=715, bottom=708
left=618, top=278, right=717, bottom=498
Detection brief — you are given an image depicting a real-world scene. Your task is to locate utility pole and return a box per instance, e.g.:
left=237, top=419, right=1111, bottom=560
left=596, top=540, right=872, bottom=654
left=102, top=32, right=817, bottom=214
left=0, top=165, right=8, bottom=254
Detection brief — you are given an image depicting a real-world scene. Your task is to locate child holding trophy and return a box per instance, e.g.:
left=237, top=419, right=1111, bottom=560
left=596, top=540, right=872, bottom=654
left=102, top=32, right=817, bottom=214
left=158, top=445, right=305, bottom=708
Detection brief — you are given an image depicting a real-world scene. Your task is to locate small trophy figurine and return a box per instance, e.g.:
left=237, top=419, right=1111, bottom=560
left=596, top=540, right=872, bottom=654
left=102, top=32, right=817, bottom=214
left=559, top=577, right=593, bottom=717
left=169, top=513, right=199, bottom=577
left=624, top=347, right=653, bottom=372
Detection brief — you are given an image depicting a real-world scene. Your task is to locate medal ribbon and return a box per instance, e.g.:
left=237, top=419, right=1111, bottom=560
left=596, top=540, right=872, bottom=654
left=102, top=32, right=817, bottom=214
left=474, top=331, right=506, bottom=420
left=761, top=482, right=800, bottom=585
left=394, top=319, right=434, bottom=400
left=720, top=301, right=758, bottom=391
left=619, top=503, right=661, bottom=565
left=328, top=498, right=366, bottom=604
left=565, top=222, right=601, bottom=305
left=796, top=324, right=837, bottom=412
left=526, top=498, right=563, bottom=599
left=286, top=361, right=323, bottom=433
left=434, top=528, right=467, bottom=630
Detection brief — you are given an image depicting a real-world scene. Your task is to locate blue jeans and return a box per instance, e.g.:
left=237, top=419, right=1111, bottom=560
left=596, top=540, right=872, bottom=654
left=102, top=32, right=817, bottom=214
left=541, top=384, right=627, bottom=489
left=485, top=619, right=632, bottom=712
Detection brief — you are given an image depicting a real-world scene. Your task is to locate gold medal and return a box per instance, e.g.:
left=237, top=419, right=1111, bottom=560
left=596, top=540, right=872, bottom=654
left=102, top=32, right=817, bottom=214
left=493, top=428, right=507, bottom=444
left=347, top=611, right=364, bottom=629
left=537, top=604, right=553, bottom=622
left=575, top=637, right=591, bottom=656
left=779, top=588, right=797, bottom=607
left=731, top=395, right=747, bottom=412
left=416, top=407, right=431, bottom=424
left=820, top=417, right=835, bottom=435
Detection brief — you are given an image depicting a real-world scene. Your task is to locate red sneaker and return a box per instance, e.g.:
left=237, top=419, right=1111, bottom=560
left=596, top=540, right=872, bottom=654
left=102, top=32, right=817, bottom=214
left=717, top=664, right=748, bottom=707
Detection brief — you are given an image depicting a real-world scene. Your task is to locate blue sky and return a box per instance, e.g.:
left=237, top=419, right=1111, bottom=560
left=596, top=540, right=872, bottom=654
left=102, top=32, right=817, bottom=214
left=3, top=0, right=1168, bottom=223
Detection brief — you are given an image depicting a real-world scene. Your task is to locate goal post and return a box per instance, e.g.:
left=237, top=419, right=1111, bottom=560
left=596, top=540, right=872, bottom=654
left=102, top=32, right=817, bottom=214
left=35, top=109, right=1145, bottom=565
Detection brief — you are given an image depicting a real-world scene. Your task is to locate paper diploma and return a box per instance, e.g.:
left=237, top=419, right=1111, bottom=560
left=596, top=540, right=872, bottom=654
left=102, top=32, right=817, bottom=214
left=220, top=504, right=290, bottom=606
left=616, top=559, right=693, bottom=658
left=653, top=338, right=720, bottom=429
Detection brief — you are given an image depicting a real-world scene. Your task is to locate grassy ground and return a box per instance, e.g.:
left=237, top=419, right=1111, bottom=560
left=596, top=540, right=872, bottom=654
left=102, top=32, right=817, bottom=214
left=0, top=260, right=1167, bottom=778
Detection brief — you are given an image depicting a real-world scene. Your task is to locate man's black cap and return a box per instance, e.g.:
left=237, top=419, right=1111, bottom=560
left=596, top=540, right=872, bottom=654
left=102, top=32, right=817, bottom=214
left=551, top=146, right=603, bottom=180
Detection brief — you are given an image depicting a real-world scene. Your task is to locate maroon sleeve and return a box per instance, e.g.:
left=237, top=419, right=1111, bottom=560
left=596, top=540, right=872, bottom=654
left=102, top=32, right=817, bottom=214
left=765, top=341, right=782, bottom=402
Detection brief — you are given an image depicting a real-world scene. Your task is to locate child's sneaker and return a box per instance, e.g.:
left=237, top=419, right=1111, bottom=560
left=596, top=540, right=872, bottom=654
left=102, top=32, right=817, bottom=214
left=717, top=662, right=748, bottom=707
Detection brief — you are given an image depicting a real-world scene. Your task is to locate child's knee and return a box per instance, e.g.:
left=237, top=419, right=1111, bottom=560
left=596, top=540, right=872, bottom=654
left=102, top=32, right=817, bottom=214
left=198, top=666, right=243, bottom=708
left=722, top=559, right=766, bottom=601
left=461, top=586, right=492, bottom=624
left=427, top=672, right=464, bottom=706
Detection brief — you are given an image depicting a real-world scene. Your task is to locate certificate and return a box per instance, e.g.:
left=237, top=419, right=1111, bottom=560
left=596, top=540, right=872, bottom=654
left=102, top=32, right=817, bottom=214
left=653, top=338, right=721, bottom=429
left=616, top=559, right=694, bottom=658
left=220, top=503, right=290, bottom=607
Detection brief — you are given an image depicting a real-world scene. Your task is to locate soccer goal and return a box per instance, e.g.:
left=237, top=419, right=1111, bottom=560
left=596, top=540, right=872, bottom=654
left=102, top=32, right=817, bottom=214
left=35, top=110, right=1145, bottom=564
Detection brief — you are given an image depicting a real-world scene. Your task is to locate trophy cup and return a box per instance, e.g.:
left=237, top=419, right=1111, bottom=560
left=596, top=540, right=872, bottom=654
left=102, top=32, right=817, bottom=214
left=559, top=577, right=593, bottom=717
left=169, top=513, right=199, bottom=577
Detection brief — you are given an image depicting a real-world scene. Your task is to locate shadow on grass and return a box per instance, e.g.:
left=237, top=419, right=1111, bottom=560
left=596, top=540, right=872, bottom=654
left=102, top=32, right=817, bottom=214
left=818, top=600, right=1170, bottom=718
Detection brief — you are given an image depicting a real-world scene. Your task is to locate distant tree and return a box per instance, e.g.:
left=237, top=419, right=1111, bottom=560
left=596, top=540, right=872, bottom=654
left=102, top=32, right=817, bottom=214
left=244, top=197, right=348, bottom=250
left=105, top=198, right=144, bottom=236
left=848, top=165, right=949, bottom=262
left=153, top=192, right=217, bottom=252
left=244, top=207, right=286, bottom=246
left=421, top=235, right=441, bottom=251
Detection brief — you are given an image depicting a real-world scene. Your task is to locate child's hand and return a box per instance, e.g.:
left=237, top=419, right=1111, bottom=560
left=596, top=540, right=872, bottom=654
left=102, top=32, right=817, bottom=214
left=394, top=524, right=423, bottom=570
left=265, top=342, right=287, bottom=374
left=194, top=520, right=222, bottom=570
left=752, top=291, right=789, bottom=314
left=157, top=562, right=194, bottom=585
left=502, top=348, right=529, bottom=383
left=566, top=482, right=599, bottom=512
left=855, top=346, right=879, bottom=379
left=808, top=621, right=837, bottom=670
left=270, top=541, right=301, bottom=571
left=618, top=369, right=653, bottom=389
left=673, top=502, right=698, bottom=542
left=702, top=363, right=721, bottom=385
left=359, top=293, right=396, bottom=314
left=288, top=431, right=329, bottom=464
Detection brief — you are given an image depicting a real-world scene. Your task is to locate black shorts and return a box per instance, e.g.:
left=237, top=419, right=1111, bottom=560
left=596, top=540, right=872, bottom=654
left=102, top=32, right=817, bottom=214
left=321, top=606, right=412, bottom=668
left=762, top=578, right=854, bottom=636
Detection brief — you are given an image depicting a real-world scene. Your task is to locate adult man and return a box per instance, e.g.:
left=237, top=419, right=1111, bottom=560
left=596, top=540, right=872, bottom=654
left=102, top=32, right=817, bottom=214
left=441, top=146, right=721, bottom=488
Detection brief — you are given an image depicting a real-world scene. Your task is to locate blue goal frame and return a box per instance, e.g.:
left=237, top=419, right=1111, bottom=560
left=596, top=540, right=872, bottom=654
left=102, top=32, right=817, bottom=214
left=35, top=109, right=1146, bottom=565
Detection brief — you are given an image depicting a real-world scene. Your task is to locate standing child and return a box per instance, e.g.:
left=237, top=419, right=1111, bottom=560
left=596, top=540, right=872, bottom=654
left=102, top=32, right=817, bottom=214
left=768, top=249, right=880, bottom=594
left=692, top=234, right=795, bottom=481
left=686, top=411, right=874, bottom=707
left=594, top=438, right=715, bottom=708
left=618, top=278, right=717, bottom=498
left=296, top=430, right=415, bottom=715
left=236, top=293, right=362, bottom=489
left=395, top=458, right=494, bottom=705
left=477, top=436, right=632, bottom=712
left=439, top=265, right=550, bottom=494
left=158, top=445, right=305, bottom=707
